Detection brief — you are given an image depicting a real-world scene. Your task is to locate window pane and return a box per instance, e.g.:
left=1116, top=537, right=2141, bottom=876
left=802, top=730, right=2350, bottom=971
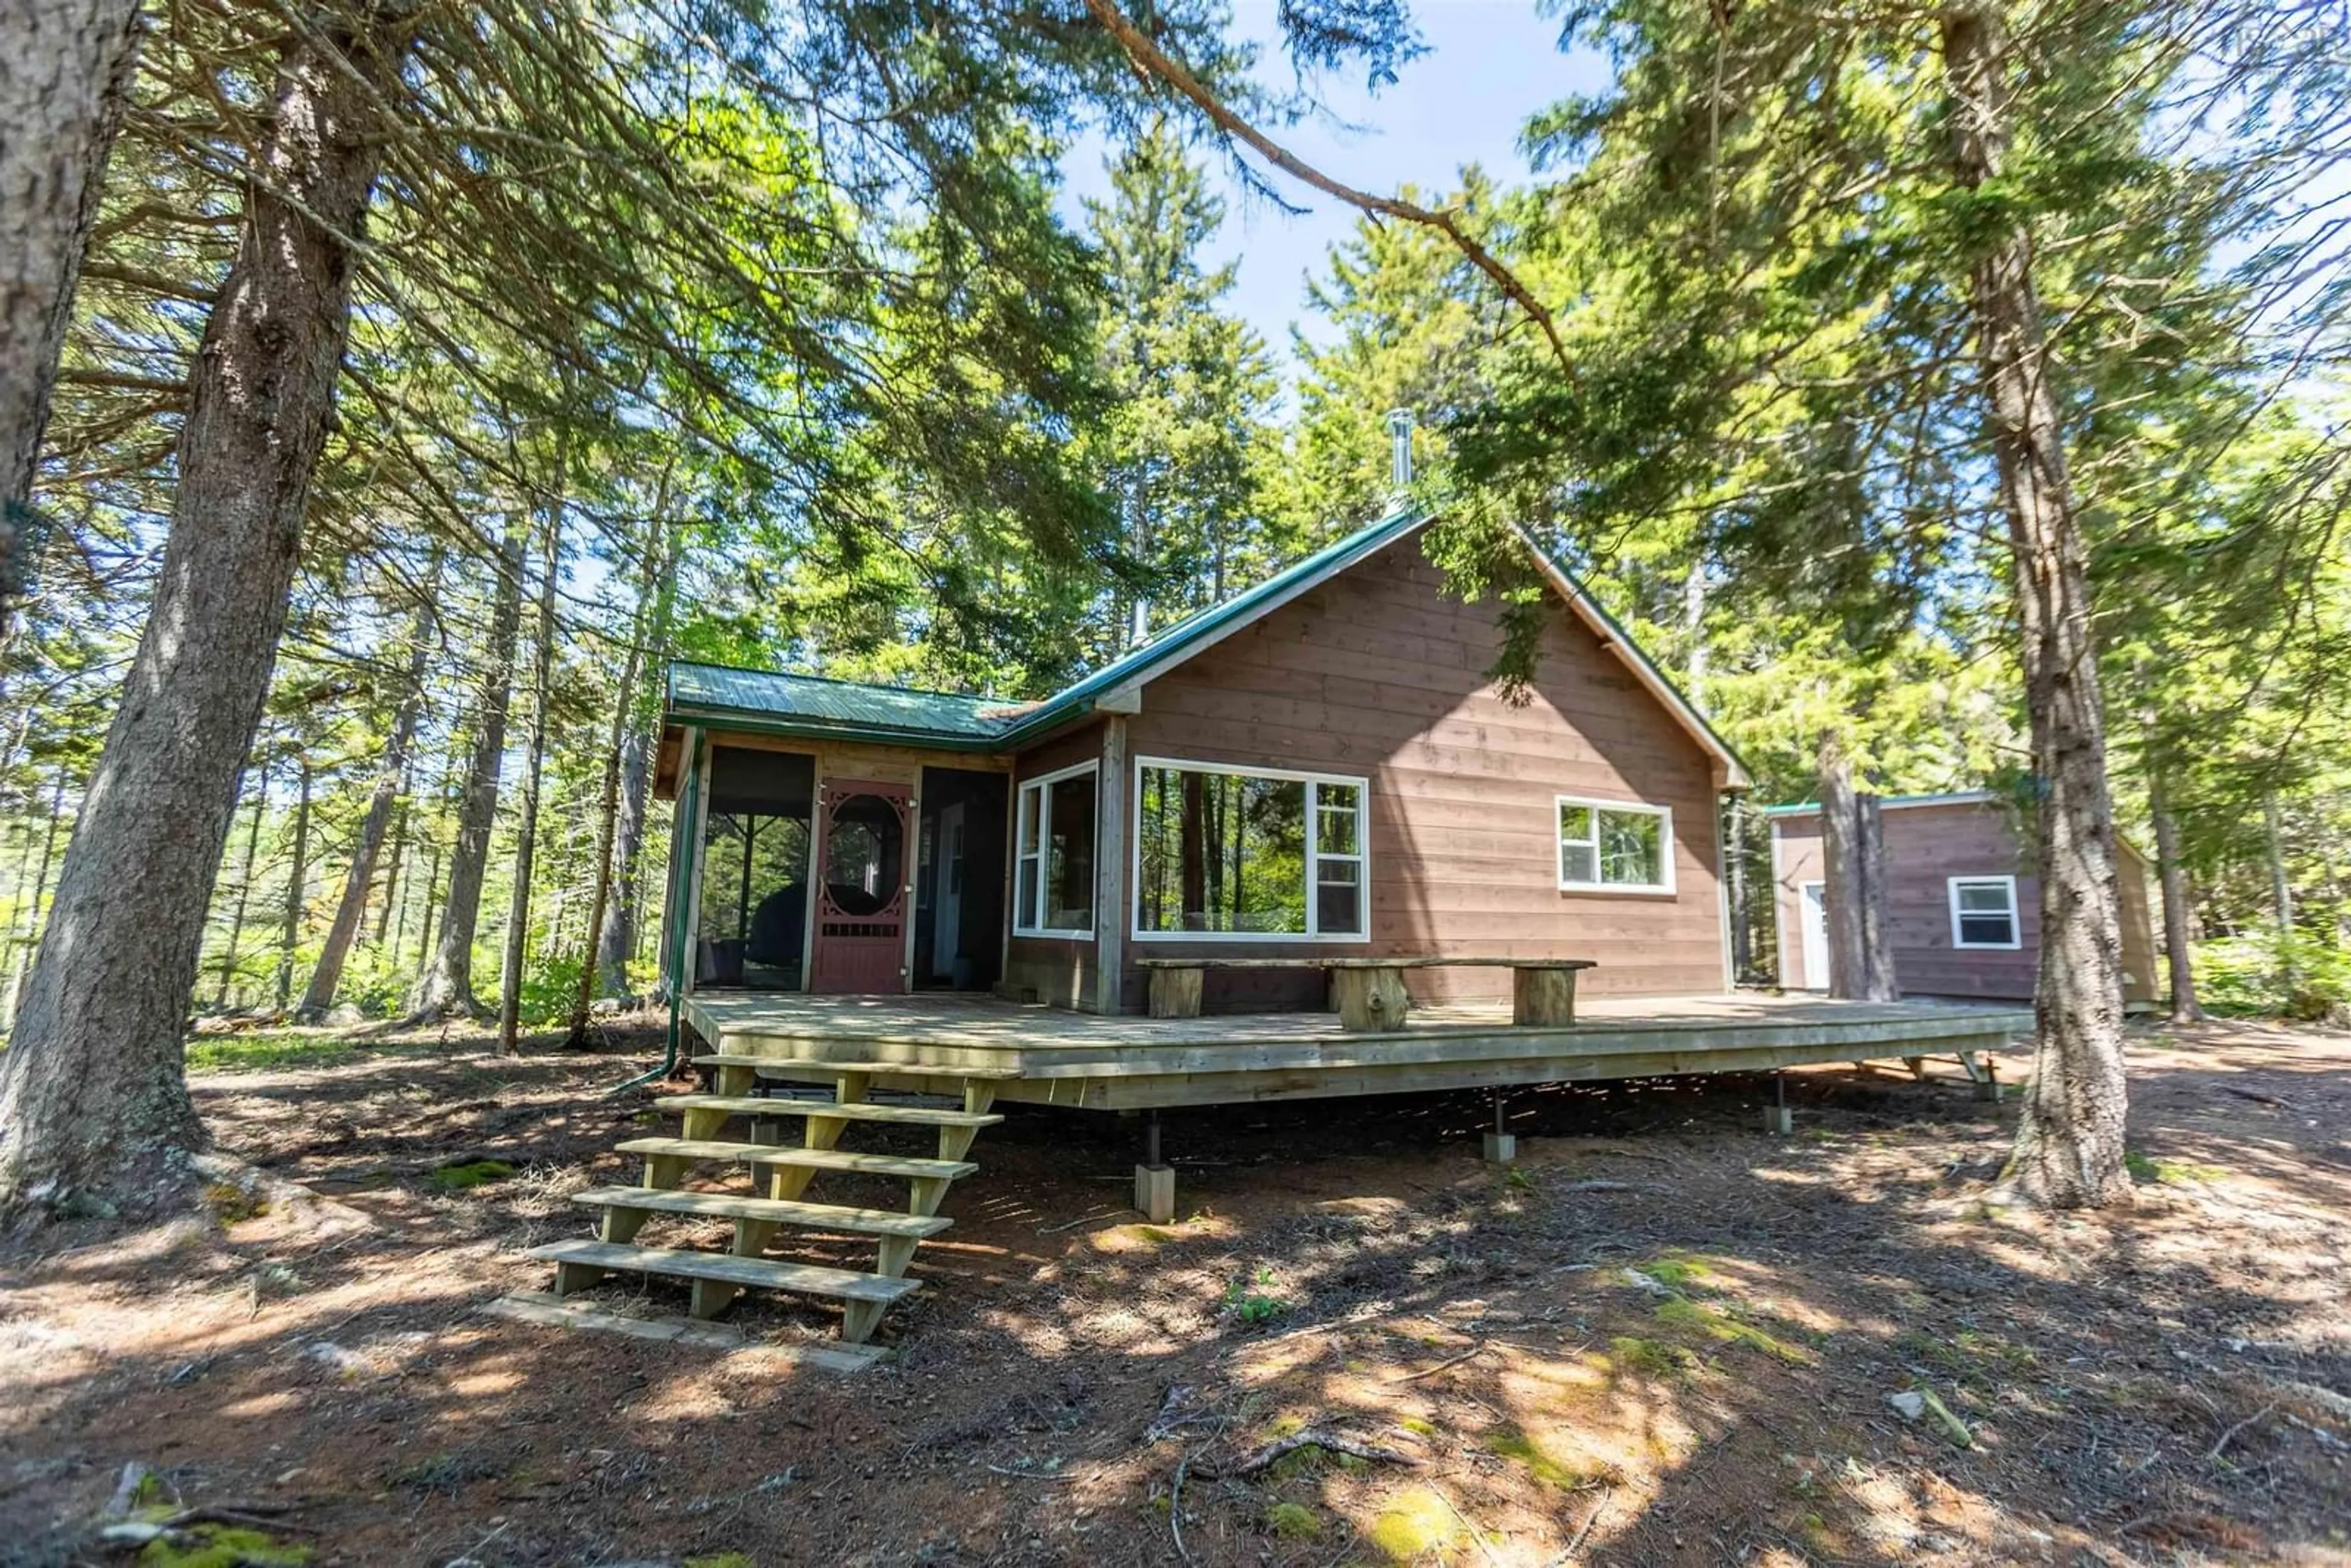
left=1016, top=858, right=1040, bottom=929
left=1316, top=784, right=1362, bottom=858
left=1558, top=803, right=1594, bottom=844
left=1960, top=912, right=2015, bottom=945
left=1317, top=879, right=1362, bottom=936
left=1598, top=809, right=1662, bottom=886
left=1018, top=785, right=1041, bottom=851
left=1560, top=842, right=1598, bottom=885
left=1043, top=773, right=1096, bottom=930
left=1958, top=882, right=2011, bottom=913
left=1136, top=767, right=1308, bottom=934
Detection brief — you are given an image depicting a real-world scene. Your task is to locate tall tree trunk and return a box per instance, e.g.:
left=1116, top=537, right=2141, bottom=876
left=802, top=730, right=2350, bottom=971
left=0, top=0, right=144, bottom=621
left=275, top=756, right=312, bottom=1012
left=214, top=759, right=268, bottom=1010
left=408, top=515, right=527, bottom=1022
left=1944, top=5, right=2131, bottom=1208
left=297, top=579, right=435, bottom=1020
left=3, top=769, right=68, bottom=1030
left=567, top=558, right=660, bottom=1043
left=1724, top=796, right=1751, bottom=985
left=594, top=725, right=651, bottom=994
left=497, top=507, right=561, bottom=1053
left=1817, top=730, right=1868, bottom=999
left=412, top=837, right=443, bottom=972
left=373, top=787, right=406, bottom=947
left=2140, top=707, right=2203, bottom=1024
left=1855, top=795, right=1900, bottom=1001
left=593, top=519, right=679, bottom=1003
left=0, top=10, right=408, bottom=1210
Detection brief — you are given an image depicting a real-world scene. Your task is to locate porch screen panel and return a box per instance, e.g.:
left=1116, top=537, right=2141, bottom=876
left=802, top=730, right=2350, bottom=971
left=1135, top=763, right=1367, bottom=938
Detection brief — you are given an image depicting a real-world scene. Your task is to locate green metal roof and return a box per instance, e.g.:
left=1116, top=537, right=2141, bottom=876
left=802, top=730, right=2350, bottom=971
left=1762, top=790, right=2000, bottom=817
left=664, top=502, right=1750, bottom=784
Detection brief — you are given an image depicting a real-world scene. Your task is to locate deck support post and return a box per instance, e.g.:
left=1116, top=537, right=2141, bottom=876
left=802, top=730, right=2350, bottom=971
left=1973, top=1057, right=2003, bottom=1103
left=1135, top=1111, right=1176, bottom=1223
left=1482, top=1089, right=1516, bottom=1163
left=1762, top=1071, right=1794, bottom=1135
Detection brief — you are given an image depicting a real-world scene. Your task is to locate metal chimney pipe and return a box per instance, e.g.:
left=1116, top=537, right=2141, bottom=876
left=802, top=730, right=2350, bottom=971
left=1386, top=408, right=1414, bottom=489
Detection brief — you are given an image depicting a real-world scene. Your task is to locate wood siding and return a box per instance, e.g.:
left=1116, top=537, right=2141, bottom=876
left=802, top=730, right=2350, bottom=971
left=1001, top=721, right=1108, bottom=1011
left=1089, top=533, right=1728, bottom=1010
left=1771, top=801, right=2158, bottom=1002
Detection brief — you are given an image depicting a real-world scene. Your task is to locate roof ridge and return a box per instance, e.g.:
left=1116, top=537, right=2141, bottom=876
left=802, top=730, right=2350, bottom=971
left=670, top=658, right=1009, bottom=707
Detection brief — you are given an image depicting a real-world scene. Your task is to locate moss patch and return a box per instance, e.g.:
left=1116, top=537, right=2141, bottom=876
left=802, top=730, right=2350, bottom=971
left=1608, top=1335, right=1694, bottom=1378
left=684, top=1555, right=758, bottom=1568
left=138, top=1526, right=312, bottom=1567
left=427, top=1159, right=516, bottom=1191
left=1264, top=1502, right=1322, bottom=1541
left=2125, top=1150, right=2226, bottom=1185
left=1655, top=1296, right=1811, bottom=1364
left=1367, top=1488, right=1466, bottom=1562
left=1480, top=1427, right=1582, bottom=1489
left=201, top=1182, right=268, bottom=1225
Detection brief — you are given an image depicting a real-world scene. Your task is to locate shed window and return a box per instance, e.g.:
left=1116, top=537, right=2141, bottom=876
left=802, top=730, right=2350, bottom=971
left=1949, top=876, right=2020, bottom=949
left=1134, top=759, right=1369, bottom=939
left=1014, top=762, right=1096, bottom=939
left=1557, top=797, right=1674, bottom=893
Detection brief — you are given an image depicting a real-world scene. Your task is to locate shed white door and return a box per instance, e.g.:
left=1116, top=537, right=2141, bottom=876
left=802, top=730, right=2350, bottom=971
left=1798, top=880, right=1829, bottom=989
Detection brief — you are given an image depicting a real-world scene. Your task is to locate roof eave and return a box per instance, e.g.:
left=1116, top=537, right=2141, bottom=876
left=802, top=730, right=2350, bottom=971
left=664, top=702, right=1007, bottom=754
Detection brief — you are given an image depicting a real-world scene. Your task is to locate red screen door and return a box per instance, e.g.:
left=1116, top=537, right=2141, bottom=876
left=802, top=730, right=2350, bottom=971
left=808, top=779, right=913, bottom=994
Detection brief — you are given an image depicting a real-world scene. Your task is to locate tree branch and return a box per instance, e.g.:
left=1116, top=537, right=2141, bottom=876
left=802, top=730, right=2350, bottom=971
left=1079, top=0, right=1574, bottom=379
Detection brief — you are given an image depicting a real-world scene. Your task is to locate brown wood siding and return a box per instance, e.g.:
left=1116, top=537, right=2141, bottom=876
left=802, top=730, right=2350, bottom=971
left=1002, top=720, right=1108, bottom=1010
left=1114, top=534, right=1727, bottom=1010
left=1771, top=801, right=2158, bottom=1003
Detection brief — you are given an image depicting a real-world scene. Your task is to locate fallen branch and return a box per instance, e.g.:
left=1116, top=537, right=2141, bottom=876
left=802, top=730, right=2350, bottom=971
left=1168, top=1451, right=1193, bottom=1566
left=1392, top=1341, right=1487, bottom=1382
left=1206, top=1427, right=1425, bottom=1479
left=2205, top=1403, right=2276, bottom=1464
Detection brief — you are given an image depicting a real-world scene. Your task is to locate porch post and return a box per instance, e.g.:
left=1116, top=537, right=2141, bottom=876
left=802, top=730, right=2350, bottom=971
left=1094, top=715, right=1128, bottom=1015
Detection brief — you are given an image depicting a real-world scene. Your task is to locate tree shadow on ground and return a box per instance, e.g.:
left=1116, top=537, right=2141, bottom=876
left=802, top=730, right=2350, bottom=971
left=2, top=1019, right=2346, bottom=1566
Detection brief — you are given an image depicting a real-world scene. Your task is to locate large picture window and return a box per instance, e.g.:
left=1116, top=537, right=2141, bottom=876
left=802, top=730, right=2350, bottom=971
left=1013, top=761, right=1097, bottom=938
left=1948, top=876, right=2020, bottom=949
left=1556, top=796, right=1674, bottom=893
left=1133, top=759, right=1369, bottom=940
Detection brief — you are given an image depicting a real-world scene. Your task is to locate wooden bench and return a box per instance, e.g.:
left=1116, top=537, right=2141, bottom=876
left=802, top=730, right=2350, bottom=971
left=1133, top=956, right=1597, bottom=1032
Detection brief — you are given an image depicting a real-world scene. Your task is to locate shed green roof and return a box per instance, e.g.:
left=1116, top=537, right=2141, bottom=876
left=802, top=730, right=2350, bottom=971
left=667, top=662, right=1017, bottom=747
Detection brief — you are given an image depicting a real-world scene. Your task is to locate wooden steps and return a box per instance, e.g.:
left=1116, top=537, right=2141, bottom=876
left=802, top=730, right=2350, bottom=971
left=692, top=1052, right=1022, bottom=1080
left=523, top=1052, right=1005, bottom=1345
left=614, top=1137, right=977, bottom=1181
left=570, top=1185, right=953, bottom=1239
left=656, top=1093, right=1002, bottom=1130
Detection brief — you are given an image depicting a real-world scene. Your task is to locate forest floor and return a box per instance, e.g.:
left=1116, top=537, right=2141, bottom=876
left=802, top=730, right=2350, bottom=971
left=4, top=1012, right=2349, bottom=1568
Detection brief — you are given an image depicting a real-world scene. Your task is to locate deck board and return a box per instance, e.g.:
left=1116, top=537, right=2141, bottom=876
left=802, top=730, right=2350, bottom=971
left=676, top=990, right=2031, bottom=1111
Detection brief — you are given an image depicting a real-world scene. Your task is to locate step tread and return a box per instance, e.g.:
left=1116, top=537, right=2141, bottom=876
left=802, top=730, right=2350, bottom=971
left=615, top=1136, right=978, bottom=1179
left=659, top=1094, right=1002, bottom=1128
left=572, top=1185, right=951, bottom=1237
left=694, top=1053, right=1021, bottom=1080
left=528, top=1238, right=919, bottom=1303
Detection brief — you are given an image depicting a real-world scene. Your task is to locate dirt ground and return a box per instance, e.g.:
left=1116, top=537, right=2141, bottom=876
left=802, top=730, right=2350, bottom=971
left=4, top=1014, right=2349, bottom=1568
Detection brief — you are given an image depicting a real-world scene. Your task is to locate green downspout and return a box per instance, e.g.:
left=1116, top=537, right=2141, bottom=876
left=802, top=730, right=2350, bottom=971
left=608, top=729, right=702, bottom=1095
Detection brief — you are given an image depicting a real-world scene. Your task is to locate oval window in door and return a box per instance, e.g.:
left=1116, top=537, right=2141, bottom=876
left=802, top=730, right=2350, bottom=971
left=824, top=793, right=904, bottom=916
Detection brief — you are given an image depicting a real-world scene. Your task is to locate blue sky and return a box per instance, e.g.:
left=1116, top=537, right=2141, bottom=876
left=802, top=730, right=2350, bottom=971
left=1059, top=1, right=1605, bottom=377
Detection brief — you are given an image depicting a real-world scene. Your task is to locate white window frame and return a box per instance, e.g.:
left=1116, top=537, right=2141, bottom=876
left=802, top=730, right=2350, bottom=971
left=1130, top=756, right=1371, bottom=943
left=1948, top=874, right=2022, bottom=950
left=1556, top=795, right=1676, bottom=895
left=1012, top=759, right=1098, bottom=940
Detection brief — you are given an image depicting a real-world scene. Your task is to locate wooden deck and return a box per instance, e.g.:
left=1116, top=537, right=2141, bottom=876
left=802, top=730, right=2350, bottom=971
left=680, top=990, right=2032, bottom=1110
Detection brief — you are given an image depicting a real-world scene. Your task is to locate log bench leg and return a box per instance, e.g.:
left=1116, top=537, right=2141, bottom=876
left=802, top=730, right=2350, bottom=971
left=841, top=1300, right=888, bottom=1345
left=1149, top=966, right=1205, bottom=1019
left=1333, top=965, right=1410, bottom=1032
left=1511, top=967, right=1577, bottom=1026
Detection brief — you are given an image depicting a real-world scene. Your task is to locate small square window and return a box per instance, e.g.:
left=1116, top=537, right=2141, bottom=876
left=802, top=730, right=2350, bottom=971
left=1949, top=876, right=2020, bottom=948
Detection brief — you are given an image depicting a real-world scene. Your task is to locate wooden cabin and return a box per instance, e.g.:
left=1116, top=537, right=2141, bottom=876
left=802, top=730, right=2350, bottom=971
left=651, top=508, right=1753, bottom=1017
left=1764, top=791, right=2161, bottom=1003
